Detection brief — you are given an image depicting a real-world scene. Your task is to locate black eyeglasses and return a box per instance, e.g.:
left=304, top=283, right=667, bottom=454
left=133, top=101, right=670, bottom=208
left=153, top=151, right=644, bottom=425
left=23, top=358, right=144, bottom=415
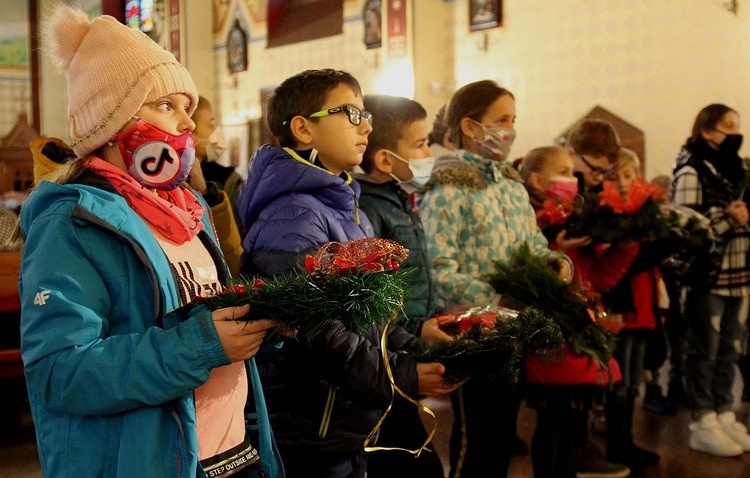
left=309, top=104, right=373, bottom=126
left=577, top=153, right=613, bottom=176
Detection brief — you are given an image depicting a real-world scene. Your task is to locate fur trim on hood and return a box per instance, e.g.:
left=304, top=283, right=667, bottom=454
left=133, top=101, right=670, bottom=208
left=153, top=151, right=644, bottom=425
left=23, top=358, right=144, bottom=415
left=422, top=155, right=488, bottom=193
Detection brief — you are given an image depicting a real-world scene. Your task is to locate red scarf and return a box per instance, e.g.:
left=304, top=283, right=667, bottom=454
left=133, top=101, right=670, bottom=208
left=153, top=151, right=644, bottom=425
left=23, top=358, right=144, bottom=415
left=85, top=157, right=205, bottom=244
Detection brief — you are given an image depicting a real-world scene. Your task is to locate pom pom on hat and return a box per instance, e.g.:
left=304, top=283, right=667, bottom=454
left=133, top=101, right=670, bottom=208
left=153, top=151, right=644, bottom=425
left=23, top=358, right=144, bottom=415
left=42, top=4, right=198, bottom=158
left=44, top=5, right=90, bottom=72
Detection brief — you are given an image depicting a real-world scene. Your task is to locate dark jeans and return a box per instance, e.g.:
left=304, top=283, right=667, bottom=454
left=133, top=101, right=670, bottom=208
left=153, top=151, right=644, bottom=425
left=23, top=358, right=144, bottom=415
left=684, top=289, right=748, bottom=418
left=448, top=377, right=520, bottom=478
left=527, top=385, right=598, bottom=478
left=611, top=330, right=649, bottom=400
left=663, top=269, right=688, bottom=398
left=366, top=394, right=445, bottom=478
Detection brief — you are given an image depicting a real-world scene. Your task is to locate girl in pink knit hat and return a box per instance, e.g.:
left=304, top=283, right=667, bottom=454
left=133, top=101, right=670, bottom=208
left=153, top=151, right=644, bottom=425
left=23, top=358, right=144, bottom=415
left=17, top=4, right=283, bottom=477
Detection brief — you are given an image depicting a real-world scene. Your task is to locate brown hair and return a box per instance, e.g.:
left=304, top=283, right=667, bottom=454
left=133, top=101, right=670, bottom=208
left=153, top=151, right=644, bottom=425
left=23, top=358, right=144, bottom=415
left=689, top=103, right=737, bottom=145
left=192, top=95, right=212, bottom=118
left=361, top=95, right=427, bottom=173
left=428, top=104, right=449, bottom=146
left=267, top=69, right=363, bottom=148
left=446, top=80, right=514, bottom=149
left=566, top=118, right=621, bottom=163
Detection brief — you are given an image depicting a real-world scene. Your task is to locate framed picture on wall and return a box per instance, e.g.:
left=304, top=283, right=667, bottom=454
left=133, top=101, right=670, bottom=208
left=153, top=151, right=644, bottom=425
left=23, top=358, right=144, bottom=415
left=223, top=122, right=250, bottom=178
left=226, top=18, right=248, bottom=73
left=469, top=0, right=501, bottom=31
left=362, top=0, right=382, bottom=50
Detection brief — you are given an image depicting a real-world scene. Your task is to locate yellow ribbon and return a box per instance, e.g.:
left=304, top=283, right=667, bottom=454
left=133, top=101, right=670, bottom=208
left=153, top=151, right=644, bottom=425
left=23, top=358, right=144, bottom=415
left=363, top=306, right=438, bottom=457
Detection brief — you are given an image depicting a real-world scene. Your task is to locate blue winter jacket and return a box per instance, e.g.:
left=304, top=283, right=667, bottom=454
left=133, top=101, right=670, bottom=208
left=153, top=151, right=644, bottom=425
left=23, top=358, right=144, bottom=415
left=19, top=175, right=279, bottom=478
left=239, top=145, right=373, bottom=274
left=236, top=145, right=421, bottom=463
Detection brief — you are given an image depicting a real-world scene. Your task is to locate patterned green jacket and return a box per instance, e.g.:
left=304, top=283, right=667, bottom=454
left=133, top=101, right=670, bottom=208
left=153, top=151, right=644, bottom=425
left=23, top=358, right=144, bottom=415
left=419, top=149, right=571, bottom=308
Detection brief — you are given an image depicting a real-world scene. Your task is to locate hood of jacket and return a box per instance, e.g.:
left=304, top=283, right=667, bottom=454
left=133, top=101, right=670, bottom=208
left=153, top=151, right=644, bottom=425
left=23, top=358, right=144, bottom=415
left=238, top=144, right=362, bottom=230
left=29, top=137, right=77, bottom=184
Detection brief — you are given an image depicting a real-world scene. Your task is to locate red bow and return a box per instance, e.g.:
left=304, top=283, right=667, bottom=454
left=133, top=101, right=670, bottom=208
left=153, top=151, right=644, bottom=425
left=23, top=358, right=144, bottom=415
left=599, top=180, right=662, bottom=214
left=536, top=198, right=574, bottom=226
left=305, top=238, right=409, bottom=276
left=435, top=307, right=499, bottom=335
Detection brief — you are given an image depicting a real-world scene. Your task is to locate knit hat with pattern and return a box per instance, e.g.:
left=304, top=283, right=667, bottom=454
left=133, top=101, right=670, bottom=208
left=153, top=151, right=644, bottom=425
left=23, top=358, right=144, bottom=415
left=43, top=4, right=198, bottom=158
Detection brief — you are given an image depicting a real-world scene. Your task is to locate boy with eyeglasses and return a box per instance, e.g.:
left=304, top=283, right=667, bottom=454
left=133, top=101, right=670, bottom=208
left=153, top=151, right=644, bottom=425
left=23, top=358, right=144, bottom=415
left=237, top=69, right=454, bottom=478
left=565, top=118, right=622, bottom=193
left=562, top=118, right=627, bottom=474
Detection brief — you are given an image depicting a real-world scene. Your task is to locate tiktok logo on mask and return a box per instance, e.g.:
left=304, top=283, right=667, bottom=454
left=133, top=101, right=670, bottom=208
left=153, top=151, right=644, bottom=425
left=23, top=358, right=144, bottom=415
left=116, top=117, right=196, bottom=190
left=134, top=142, right=187, bottom=180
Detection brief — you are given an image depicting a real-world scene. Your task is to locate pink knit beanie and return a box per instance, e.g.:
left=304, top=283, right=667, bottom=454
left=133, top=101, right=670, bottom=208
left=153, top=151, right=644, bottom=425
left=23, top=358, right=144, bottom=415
left=43, top=4, right=198, bottom=158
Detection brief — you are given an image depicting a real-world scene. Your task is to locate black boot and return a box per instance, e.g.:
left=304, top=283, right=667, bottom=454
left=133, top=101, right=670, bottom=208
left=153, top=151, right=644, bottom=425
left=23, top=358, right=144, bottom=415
left=624, top=392, right=659, bottom=470
left=606, top=393, right=659, bottom=472
left=605, top=395, right=630, bottom=466
left=641, top=383, right=674, bottom=415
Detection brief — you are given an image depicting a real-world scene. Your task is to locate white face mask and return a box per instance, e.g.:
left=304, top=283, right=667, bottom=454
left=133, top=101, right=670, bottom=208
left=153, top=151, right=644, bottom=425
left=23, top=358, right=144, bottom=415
left=388, top=151, right=435, bottom=194
left=197, top=125, right=227, bottom=162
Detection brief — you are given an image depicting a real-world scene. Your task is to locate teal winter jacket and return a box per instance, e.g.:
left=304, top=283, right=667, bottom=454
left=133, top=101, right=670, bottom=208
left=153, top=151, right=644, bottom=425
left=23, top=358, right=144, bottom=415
left=18, top=177, right=279, bottom=478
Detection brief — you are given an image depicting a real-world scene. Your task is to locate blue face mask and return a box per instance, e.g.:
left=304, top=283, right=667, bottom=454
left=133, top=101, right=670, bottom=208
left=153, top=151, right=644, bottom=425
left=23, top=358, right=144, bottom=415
left=388, top=151, right=435, bottom=194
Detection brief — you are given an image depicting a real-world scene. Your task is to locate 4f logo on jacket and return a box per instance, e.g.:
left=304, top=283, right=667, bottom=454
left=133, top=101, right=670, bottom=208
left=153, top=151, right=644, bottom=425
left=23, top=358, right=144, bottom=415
left=34, top=290, right=51, bottom=306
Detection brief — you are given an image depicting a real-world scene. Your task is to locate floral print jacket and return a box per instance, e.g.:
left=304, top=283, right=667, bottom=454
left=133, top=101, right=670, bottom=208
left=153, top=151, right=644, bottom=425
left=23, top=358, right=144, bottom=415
left=419, top=149, right=571, bottom=308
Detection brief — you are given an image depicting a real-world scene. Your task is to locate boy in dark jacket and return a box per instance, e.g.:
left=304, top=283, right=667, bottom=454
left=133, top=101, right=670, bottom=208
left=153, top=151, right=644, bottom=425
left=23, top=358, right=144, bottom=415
left=236, top=69, right=455, bottom=478
left=354, top=94, right=454, bottom=478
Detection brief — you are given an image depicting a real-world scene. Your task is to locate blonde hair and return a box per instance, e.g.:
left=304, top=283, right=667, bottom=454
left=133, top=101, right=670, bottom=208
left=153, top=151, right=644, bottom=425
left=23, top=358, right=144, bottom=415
left=519, top=145, right=567, bottom=183
left=44, top=160, right=88, bottom=185
left=613, top=147, right=641, bottom=178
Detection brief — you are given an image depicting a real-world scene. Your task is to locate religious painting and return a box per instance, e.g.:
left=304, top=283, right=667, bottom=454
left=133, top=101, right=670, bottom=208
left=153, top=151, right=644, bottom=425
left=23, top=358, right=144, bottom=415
left=469, top=0, right=501, bottom=31
left=363, top=0, right=382, bottom=50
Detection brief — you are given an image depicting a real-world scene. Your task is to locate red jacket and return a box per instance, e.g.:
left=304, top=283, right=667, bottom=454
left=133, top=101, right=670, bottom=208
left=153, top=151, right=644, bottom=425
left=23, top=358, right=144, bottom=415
left=566, top=243, right=640, bottom=293
left=526, top=347, right=621, bottom=386
left=617, top=268, right=660, bottom=331
left=525, top=242, right=638, bottom=386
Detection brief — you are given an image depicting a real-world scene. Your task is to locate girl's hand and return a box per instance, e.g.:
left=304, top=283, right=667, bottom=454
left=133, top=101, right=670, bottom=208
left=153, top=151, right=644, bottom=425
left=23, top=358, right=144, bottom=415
left=558, top=259, right=573, bottom=283
left=212, top=304, right=275, bottom=362
left=420, top=317, right=454, bottom=344
left=728, top=200, right=749, bottom=226
left=555, top=230, right=592, bottom=251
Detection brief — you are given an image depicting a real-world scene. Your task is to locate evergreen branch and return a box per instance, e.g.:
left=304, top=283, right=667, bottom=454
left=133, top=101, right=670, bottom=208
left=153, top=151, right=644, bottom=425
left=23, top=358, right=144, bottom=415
left=413, top=307, right=563, bottom=384
left=487, top=243, right=617, bottom=369
left=174, top=269, right=412, bottom=344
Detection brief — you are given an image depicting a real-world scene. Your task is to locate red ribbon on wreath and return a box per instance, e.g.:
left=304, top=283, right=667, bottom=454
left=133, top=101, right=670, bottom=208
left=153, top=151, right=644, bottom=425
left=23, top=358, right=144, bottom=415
left=536, top=198, right=575, bottom=226
left=305, top=238, right=409, bottom=276
left=565, top=279, right=624, bottom=334
left=599, top=180, right=662, bottom=214
left=435, top=307, right=499, bottom=335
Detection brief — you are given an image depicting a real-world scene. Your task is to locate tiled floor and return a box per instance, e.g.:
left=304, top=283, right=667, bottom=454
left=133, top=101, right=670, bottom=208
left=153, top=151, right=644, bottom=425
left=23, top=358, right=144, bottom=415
left=420, top=363, right=750, bottom=478
left=421, top=393, right=750, bottom=478
left=5, top=371, right=750, bottom=477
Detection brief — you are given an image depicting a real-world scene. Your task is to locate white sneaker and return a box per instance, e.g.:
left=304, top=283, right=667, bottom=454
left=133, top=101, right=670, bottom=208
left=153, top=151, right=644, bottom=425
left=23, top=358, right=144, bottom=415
left=717, top=411, right=750, bottom=452
left=689, top=412, right=744, bottom=457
